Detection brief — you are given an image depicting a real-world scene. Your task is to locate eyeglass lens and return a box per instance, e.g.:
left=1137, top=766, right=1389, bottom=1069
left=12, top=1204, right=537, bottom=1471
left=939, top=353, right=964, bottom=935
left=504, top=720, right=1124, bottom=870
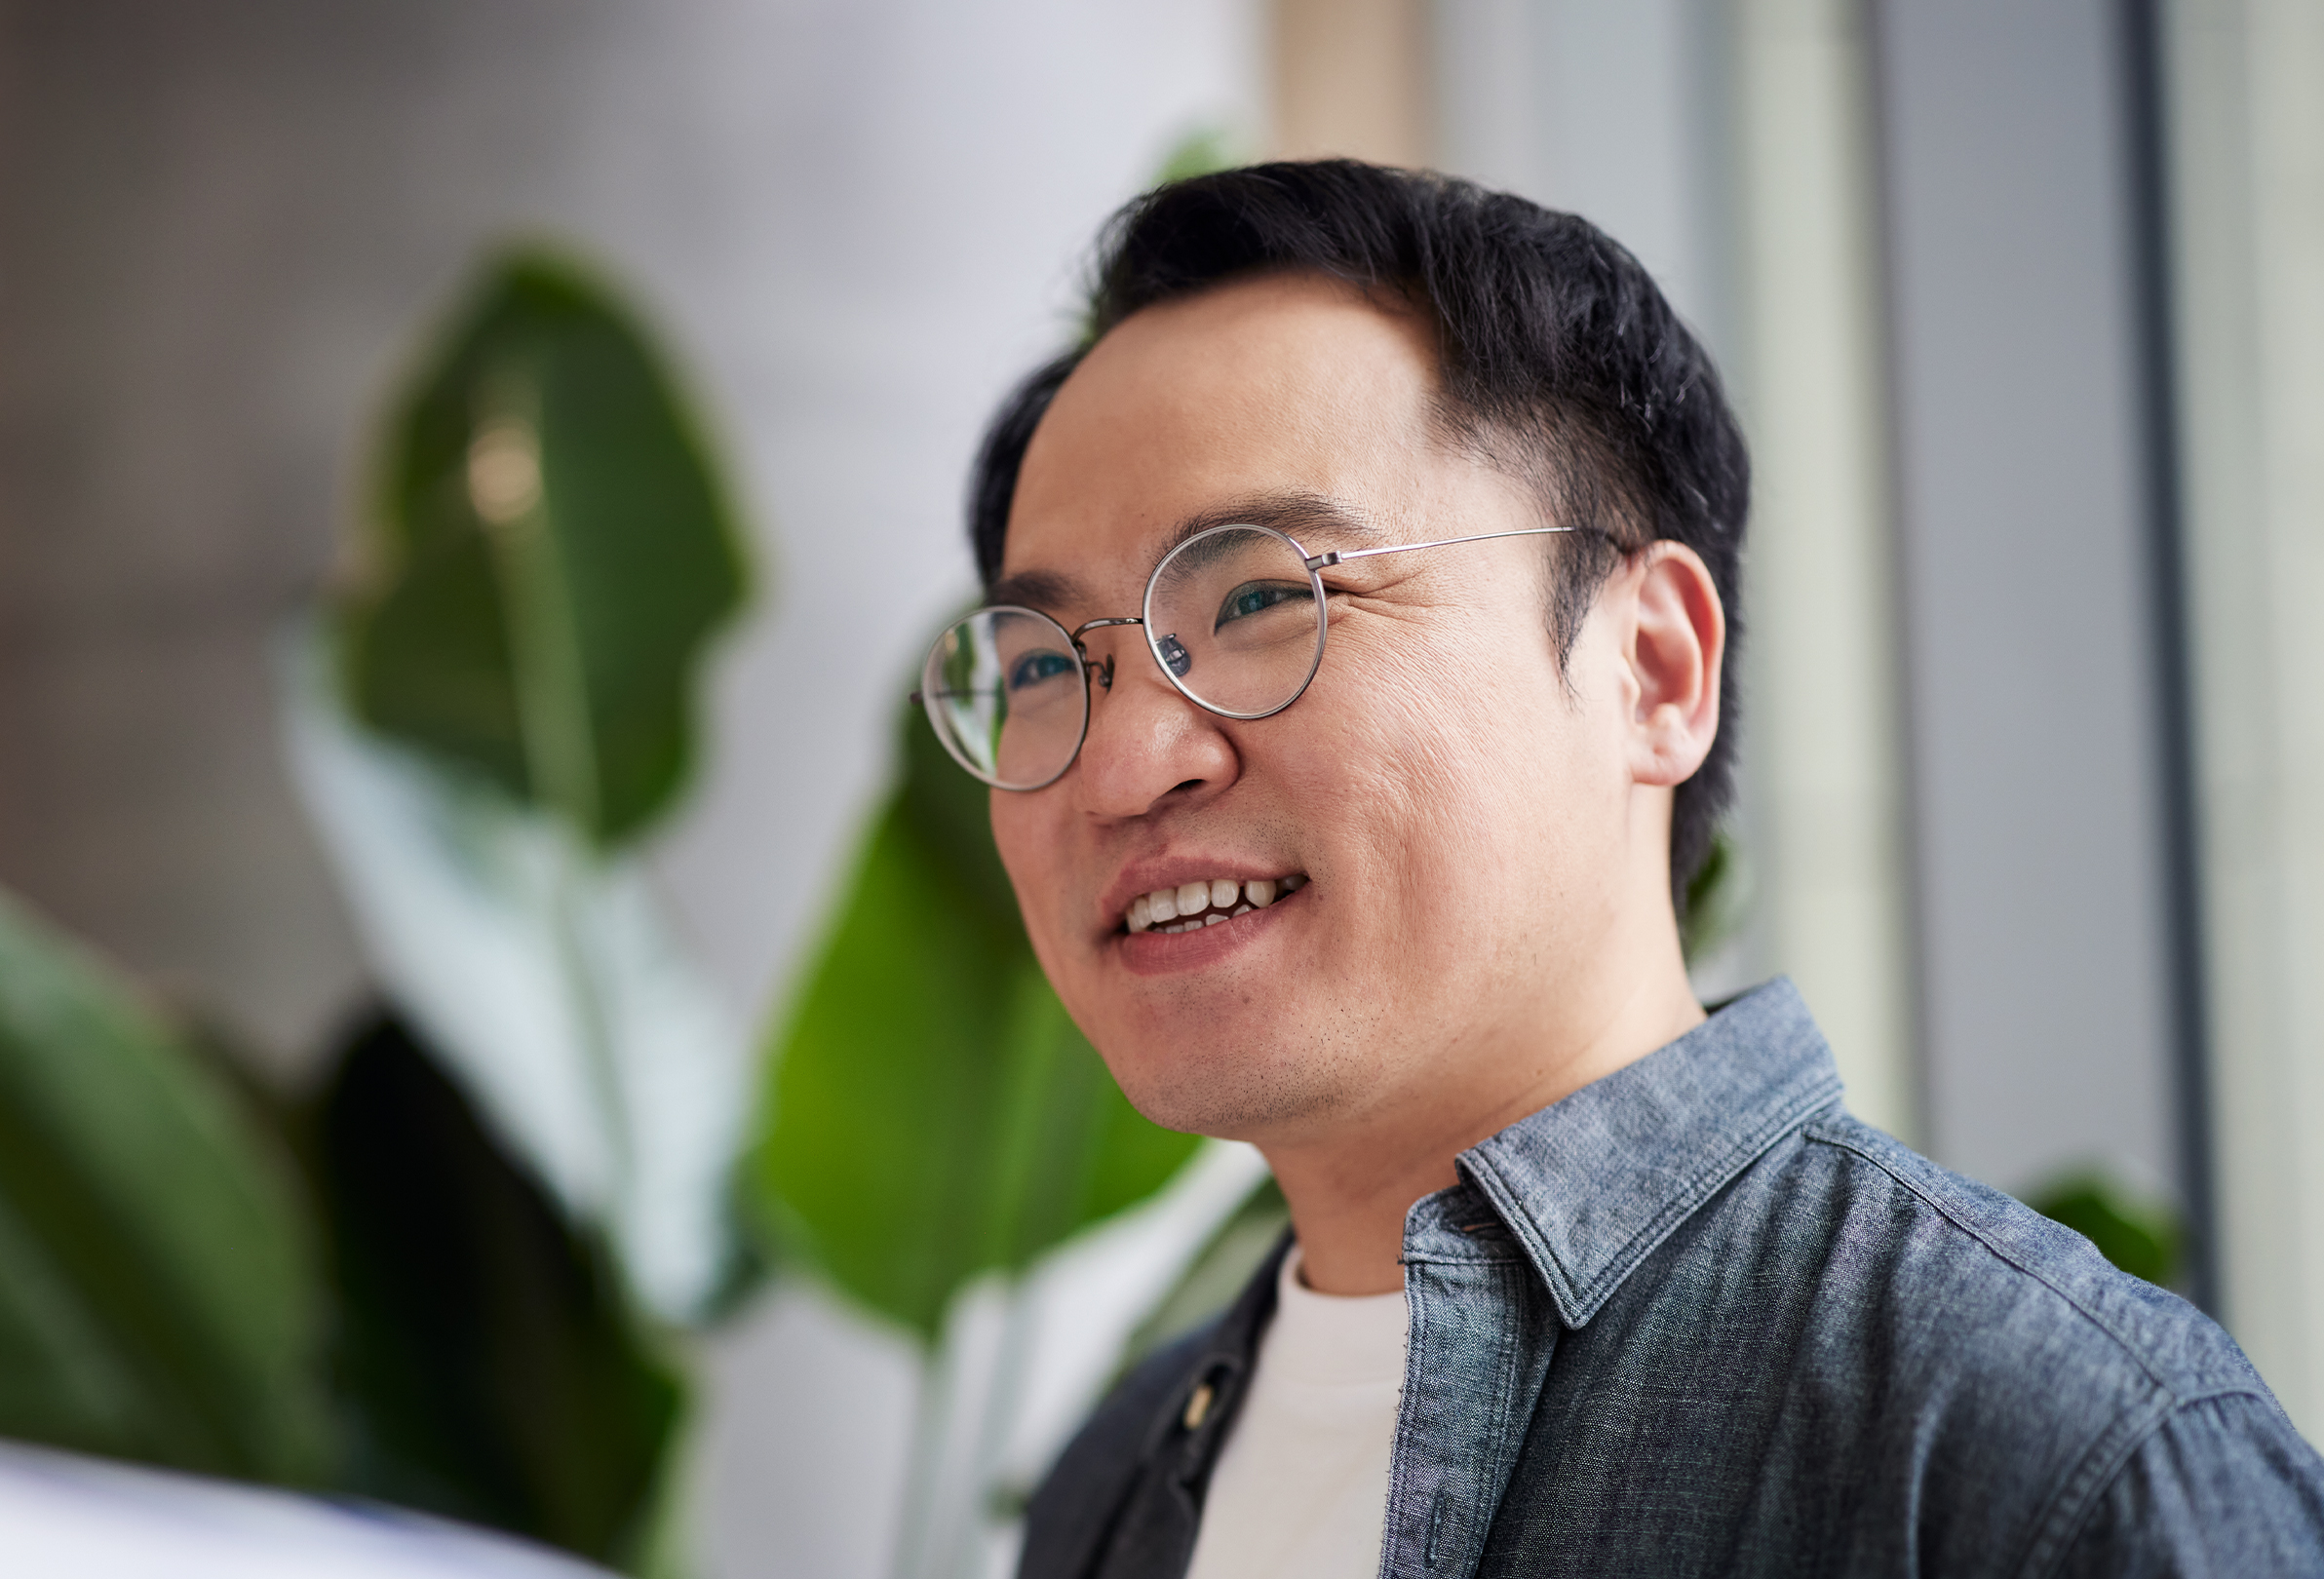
left=921, top=524, right=1328, bottom=790
left=920, top=606, right=1088, bottom=790
left=1143, top=525, right=1325, bottom=717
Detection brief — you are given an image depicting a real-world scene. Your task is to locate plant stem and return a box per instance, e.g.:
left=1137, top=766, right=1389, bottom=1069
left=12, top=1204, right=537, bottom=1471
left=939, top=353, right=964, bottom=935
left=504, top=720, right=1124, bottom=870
left=890, top=1325, right=957, bottom=1579
left=548, top=848, right=632, bottom=1236
left=944, top=1278, right=1038, bottom=1579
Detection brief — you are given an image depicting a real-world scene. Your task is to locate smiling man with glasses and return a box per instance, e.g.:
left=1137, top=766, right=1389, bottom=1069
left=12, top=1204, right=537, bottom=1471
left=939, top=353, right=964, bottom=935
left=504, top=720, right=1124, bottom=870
left=933, top=162, right=2324, bottom=1579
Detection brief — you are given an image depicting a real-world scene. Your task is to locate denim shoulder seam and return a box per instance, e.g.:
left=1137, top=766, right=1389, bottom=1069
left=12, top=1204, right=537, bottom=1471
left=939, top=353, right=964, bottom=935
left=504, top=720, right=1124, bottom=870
left=1471, top=1075, right=1843, bottom=1324
left=1801, top=1123, right=2296, bottom=1579
left=1800, top=1120, right=2180, bottom=1394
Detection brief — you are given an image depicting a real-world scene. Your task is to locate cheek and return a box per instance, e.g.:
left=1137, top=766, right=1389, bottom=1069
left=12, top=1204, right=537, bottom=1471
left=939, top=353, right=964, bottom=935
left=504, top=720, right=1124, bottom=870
left=990, top=795, right=1069, bottom=944
left=1292, top=628, right=1557, bottom=857
left=1308, top=621, right=1604, bottom=903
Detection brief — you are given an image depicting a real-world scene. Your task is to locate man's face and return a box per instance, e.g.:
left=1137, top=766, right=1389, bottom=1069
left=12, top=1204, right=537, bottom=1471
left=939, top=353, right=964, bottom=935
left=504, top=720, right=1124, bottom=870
left=990, top=273, right=1663, bottom=1149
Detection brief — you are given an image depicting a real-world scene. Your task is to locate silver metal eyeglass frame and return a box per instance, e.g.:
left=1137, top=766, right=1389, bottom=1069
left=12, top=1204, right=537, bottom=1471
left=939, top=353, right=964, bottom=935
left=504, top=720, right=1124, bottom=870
left=914, top=520, right=1578, bottom=790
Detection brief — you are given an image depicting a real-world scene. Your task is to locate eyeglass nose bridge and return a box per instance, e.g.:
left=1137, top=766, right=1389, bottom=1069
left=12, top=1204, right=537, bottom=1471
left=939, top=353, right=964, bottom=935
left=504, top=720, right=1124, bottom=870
left=1068, top=615, right=1144, bottom=691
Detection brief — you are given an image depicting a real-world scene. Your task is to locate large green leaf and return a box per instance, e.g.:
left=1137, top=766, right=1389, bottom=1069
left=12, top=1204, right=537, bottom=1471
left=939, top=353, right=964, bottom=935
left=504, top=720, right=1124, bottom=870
left=313, top=1011, right=683, bottom=1569
left=0, top=889, right=330, bottom=1483
left=336, top=250, right=749, bottom=849
left=751, top=712, right=1202, bottom=1343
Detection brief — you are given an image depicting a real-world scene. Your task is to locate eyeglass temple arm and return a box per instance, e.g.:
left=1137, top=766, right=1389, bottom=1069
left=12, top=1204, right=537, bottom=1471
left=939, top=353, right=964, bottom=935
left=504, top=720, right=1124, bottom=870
left=1302, top=523, right=1575, bottom=569
left=904, top=530, right=1575, bottom=703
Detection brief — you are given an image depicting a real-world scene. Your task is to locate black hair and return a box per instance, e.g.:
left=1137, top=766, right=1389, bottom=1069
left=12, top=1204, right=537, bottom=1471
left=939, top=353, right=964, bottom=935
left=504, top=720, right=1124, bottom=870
left=967, top=160, right=1748, bottom=913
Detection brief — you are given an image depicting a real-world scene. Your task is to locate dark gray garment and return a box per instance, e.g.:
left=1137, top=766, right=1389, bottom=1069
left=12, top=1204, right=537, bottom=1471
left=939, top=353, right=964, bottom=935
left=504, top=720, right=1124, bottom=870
left=1018, top=980, right=2324, bottom=1578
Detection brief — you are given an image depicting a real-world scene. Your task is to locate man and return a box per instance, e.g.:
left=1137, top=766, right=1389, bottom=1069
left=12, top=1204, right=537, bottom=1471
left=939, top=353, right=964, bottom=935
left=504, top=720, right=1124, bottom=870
left=913, top=162, right=2324, bottom=1576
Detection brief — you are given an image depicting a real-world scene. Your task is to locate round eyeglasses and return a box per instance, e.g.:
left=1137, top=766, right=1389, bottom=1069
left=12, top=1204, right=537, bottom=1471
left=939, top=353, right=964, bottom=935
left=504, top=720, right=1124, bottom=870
left=915, top=520, right=1577, bottom=790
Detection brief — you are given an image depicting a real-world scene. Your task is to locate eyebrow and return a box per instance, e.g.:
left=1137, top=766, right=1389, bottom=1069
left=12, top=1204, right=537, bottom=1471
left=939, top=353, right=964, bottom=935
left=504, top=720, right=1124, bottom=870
left=1161, top=491, right=1382, bottom=556
left=987, top=491, right=1382, bottom=615
left=984, top=565, right=1084, bottom=613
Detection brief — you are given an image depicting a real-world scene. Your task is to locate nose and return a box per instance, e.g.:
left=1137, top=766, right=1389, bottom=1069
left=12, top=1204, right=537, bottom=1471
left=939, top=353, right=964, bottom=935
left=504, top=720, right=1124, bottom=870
left=1071, top=631, right=1237, bottom=818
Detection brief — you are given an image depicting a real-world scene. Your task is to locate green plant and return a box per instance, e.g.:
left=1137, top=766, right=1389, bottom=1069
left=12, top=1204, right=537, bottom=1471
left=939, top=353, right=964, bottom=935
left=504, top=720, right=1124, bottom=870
left=0, top=892, right=331, bottom=1485
left=0, top=885, right=683, bottom=1571
left=283, top=244, right=756, bottom=1567
left=339, top=252, right=747, bottom=849
left=314, top=1013, right=682, bottom=1569
left=1153, top=126, right=1247, bottom=188
left=294, top=247, right=755, bottom=1327
left=0, top=248, right=745, bottom=1575
left=2027, top=1170, right=2186, bottom=1290
left=1680, top=827, right=1748, bottom=965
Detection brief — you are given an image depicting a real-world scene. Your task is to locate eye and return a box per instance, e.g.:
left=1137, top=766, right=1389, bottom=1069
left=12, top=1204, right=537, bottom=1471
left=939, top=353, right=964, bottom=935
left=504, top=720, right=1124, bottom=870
left=1213, top=580, right=1311, bottom=631
left=1006, top=649, right=1079, bottom=693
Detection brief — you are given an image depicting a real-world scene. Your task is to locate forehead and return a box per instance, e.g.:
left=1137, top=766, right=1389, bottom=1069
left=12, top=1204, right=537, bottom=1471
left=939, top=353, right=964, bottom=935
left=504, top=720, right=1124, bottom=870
left=1002, top=273, right=1444, bottom=594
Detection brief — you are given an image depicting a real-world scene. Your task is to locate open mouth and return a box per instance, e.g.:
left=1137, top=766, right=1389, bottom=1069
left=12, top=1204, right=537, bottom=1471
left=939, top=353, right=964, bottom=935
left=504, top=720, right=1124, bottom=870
left=1123, top=873, right=1307, bottom=935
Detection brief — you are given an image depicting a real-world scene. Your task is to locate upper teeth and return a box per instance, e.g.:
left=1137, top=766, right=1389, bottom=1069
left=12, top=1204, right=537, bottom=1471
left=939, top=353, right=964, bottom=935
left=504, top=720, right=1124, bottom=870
left=1127, top=873, right=1307, bottom=934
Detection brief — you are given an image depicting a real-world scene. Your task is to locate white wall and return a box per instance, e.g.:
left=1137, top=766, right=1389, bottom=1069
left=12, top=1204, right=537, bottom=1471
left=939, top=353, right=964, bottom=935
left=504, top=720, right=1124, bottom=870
left=1874, top=0, right=2185, bottom=1205
left=2165, top=0, right=2324, bottom=1443
left=1432, top=0, right=1727, bottom=337
left=1726, top=0, right=1915, bottom=1141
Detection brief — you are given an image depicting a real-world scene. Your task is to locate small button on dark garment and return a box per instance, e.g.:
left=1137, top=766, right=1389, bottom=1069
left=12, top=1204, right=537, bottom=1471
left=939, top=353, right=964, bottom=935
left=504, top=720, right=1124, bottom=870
left=1017, top=981, right=2324, bottom=1579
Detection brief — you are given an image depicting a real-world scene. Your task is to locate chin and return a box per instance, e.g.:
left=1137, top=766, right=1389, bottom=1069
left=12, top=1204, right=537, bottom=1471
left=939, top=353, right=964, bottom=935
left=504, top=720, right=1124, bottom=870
left=1100, top=1030, right=1354, bottom=1142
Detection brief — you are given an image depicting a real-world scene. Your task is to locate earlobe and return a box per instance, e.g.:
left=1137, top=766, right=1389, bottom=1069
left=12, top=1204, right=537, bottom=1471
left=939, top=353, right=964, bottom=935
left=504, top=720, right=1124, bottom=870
left=1624, top=544, right=1724, bottom=789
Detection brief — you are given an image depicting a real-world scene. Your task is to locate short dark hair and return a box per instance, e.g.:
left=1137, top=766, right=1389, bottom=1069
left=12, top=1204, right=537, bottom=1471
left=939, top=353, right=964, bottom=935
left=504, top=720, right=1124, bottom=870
left=967, top=160, right=1748, bottom=913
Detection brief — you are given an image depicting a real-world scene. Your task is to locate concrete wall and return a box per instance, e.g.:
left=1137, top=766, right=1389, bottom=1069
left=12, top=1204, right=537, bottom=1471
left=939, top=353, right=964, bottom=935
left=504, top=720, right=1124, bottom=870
left=0, top=0, right=1259, bottom=1073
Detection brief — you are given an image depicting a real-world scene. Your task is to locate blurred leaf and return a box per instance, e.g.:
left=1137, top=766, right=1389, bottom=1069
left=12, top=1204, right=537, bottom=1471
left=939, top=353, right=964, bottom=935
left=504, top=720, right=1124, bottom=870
left=0, top=889, right=330, bottom=1483
left=337, top=249, right=749, bottom=851
left=2028, top=1170, right=2185, bottom=1290
left=751, top=710, right=1203, bottom=1343
left=314, top=1011, right=682, bottom=1569
left=285, top=629, right=751, bottom=1325
left=1122, top=1175, right=1289, bottom=1367
left=1153, top=126, right=1244, bottom=186
left=1680, top=827, right=1748, bottom=965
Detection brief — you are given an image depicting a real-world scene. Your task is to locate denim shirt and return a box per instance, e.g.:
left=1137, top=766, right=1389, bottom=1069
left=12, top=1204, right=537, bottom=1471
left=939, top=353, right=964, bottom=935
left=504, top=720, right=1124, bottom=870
left=1019, top=980, right=2324, bottom=1578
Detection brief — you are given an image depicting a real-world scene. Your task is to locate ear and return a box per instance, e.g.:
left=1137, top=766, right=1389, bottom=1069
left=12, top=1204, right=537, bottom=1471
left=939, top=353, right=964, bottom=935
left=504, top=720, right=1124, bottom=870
left=1619, top=542, right=1724, bottom=789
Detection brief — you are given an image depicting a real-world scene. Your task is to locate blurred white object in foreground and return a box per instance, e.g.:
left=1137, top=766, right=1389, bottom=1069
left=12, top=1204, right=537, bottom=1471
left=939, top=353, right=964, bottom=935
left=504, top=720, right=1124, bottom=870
left=0, top=1441, right=609, bottom=1579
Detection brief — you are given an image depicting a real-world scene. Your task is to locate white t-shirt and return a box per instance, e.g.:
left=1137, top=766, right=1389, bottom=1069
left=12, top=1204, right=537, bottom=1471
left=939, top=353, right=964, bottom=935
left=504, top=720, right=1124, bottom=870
left=1183, top=1245, right=1410, bottom=1579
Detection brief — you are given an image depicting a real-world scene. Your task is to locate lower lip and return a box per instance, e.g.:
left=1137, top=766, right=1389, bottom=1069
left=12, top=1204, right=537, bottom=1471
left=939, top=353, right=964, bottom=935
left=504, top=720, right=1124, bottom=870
left=1111, top=889, right=1300, bottom=976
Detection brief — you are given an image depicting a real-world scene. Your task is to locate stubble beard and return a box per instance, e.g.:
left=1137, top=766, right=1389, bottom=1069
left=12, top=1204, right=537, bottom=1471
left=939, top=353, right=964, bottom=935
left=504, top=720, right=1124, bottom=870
left=1099, top=994, right=1392, bottom=1144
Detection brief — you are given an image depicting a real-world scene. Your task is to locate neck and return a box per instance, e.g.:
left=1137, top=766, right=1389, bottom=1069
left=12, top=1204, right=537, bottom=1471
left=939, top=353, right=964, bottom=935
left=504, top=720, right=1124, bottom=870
left=1264, top=944, right=1707, bottom=1297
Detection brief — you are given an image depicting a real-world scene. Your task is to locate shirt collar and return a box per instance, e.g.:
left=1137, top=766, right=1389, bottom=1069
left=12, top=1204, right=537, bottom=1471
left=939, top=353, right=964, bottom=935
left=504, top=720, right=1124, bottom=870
left=1449, top=978, right=1844, bottom=1329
